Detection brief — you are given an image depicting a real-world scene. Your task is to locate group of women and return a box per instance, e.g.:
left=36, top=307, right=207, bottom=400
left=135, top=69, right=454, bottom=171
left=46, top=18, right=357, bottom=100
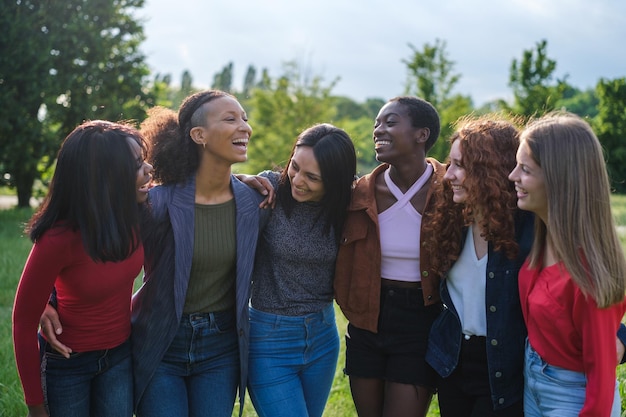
left=12, top=89, right=626, bottom=417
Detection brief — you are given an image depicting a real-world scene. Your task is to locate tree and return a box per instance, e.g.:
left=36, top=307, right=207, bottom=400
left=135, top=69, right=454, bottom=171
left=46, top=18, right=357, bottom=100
left=339, top=116, right=378, bottom=175
left=363, top=98, right=386, bottom=120
left=402, top=39, right=473, bottom=160
left=170, top=70, right=196, bottom=110
left=332, top=96, right=371, bottom=121
left=44, top=0, right=152, bottom=133
left=0, top=0, right=152, bottom=207
left=211, top=62, right=234, bottom=93
left=593, top=78, right=626, bottom=192
left=555, top=87, right=599, bottom=118
left=0, top=0, right=59, bottom=207
left=242, top=65, right=257, bottom=98
left=239, top=61, right=338, bottom=174
left=403, top=39, right=460, bottom=107
left=507, top=39, right=569, bottom=119
left=147, top=73, right=175, bottom=109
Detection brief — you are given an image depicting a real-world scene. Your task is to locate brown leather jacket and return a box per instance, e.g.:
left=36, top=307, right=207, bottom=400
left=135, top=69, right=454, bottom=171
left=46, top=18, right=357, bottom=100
left=334, top=159, right=445, bottom=333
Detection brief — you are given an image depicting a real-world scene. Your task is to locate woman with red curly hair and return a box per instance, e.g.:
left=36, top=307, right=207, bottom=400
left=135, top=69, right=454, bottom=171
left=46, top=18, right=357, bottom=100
left=424, top=116, right=532, bottom=416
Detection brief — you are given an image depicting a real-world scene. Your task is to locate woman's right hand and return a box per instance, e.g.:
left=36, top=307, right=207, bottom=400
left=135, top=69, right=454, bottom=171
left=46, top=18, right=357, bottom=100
left=235, top=174, right=276, bottom=209
left=39, top=304, right=72, bottom=358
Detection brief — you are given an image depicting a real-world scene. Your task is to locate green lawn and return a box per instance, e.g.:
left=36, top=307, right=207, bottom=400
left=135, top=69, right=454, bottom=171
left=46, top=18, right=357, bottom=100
left=3, top=199, right=626, bottom=416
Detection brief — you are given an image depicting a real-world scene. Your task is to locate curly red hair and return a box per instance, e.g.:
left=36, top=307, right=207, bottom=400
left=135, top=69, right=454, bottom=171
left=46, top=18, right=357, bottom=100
left=426, top=115, right=521, bottom=276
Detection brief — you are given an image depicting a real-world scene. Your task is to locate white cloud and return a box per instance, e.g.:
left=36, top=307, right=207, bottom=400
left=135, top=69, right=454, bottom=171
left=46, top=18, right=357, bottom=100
left=138, top=0, right=626, bottom=105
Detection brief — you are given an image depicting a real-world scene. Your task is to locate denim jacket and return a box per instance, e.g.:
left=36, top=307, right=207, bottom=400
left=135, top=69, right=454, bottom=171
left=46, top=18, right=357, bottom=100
left=426, top=210, right=533, bottom=410
left=131, top=175, right=269, bottom=415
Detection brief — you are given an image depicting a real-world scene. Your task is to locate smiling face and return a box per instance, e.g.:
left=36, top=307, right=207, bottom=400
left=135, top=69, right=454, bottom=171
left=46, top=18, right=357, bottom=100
left=373, top=101, right=427, bottom=164
left=444, top=139, right=468, bottom=204
left=192, top=96, right=252, bottom=164
left=287, top=146, right=325, bottom=203
left=509, top=140, right=548, bottom=221
left=126, top=137, right=153, bottom=203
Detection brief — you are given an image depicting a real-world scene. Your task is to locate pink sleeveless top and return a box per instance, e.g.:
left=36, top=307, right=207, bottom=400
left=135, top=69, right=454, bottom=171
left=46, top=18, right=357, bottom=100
left=379, top=164, right=432, bottom=282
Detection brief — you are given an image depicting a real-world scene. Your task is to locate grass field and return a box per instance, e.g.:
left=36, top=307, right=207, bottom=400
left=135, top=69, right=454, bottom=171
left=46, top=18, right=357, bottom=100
left=2, top=200, right=626, bottom=416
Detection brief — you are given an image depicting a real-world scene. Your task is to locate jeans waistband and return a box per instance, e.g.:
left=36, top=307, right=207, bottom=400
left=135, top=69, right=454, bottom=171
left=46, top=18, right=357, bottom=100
left=250, top=302, right=334, bottom=326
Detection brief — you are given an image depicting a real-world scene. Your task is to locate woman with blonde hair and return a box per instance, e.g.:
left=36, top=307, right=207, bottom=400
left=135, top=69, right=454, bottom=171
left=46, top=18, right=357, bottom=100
left=509, top=111, right=626, bottom=416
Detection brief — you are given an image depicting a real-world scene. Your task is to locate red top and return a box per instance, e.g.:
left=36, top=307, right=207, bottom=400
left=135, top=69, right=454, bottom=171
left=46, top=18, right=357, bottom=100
left=518, top=259, right=626, bottom=417
left=12, top=227, right=143, bottom=405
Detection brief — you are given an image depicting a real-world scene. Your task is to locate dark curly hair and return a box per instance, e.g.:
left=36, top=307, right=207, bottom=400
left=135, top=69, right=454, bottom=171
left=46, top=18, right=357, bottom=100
left=141, top=90, right=234, bottom=185
left=426, top=115, right=521, bottom=276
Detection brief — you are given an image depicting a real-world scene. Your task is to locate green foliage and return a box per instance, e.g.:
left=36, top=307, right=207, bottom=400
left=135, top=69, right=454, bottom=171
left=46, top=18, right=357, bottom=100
left=212, top=62, right=235, bottom=93
left=327, top=96, right=384, bottom=175
left=242, top=65, right=258, bottom=99
left=0, top=0, right=60, bottom=207
left=594, top=78, right=626, bottom=193
left=507, top=39, right=569, bottom=118
left=332, top=96, right=372, bottom=121
left=42, top=0, right=152, bottom=129
left=147, top=70, right=200, bottom=112
left=0, top=0, right=153, bottom=207
left=555, top=87, right=599, bottom=118
left=0, top=208, right=33, bottom=417
left=338, top=117, right=379, bottom=176
left=363, top=98, right=387, bottom=119
left=403, top=39, right=460, bottom=107
left=402, top=39, right=473, bottom=161
left=238, top=61, right=339, bottom=174
left=147, top=73, right=176, bottom=109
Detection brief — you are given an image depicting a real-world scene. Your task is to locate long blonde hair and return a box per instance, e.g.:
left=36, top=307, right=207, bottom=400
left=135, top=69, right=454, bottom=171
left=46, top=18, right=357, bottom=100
left=522, top=112, right=626, bottom=308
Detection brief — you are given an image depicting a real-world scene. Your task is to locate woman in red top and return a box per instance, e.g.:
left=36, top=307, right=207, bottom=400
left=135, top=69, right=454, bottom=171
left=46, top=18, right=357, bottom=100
left=12, top=121, right=153, bottom=417
left=509, top=112, right=626, bottom=417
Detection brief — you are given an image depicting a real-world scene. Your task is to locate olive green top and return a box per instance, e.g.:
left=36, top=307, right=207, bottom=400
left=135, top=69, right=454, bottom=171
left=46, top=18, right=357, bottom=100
left=183, top=199, right=236, bottom=314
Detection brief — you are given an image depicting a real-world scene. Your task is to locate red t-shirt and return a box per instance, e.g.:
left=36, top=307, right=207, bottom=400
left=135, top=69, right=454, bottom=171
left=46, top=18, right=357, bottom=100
left=12, top=227, right=143, bottom=405
left=518, top=259, right=626, bottom=417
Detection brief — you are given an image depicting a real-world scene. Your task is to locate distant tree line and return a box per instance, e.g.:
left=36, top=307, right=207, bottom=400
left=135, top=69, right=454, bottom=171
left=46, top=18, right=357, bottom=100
left=2, top=1, right=626, bottom=207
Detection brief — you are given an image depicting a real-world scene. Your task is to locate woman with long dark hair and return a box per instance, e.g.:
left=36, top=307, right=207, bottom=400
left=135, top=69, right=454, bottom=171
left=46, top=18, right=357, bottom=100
left=247, top=123, right=356, bottom=417
left=13, top=120, right=153, bottom=417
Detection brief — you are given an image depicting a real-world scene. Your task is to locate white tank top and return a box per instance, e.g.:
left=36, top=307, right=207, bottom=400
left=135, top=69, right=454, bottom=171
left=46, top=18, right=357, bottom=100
left=379, top=164, right=433, bottom=282
left=447, top=225, right=488, bottom=336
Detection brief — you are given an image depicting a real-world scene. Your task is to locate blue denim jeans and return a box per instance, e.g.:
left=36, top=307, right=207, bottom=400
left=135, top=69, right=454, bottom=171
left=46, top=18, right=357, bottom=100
left=248, top=303, right=340, bottom=417
left=40, top=334, right=132, bottom=417
left=136, top=310, right=239, bottom=417
left=524, top=339, right=620, bottom=417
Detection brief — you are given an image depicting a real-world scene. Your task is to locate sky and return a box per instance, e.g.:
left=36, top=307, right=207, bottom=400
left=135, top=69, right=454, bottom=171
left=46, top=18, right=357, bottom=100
left=136, top=0, right=626, bottom=106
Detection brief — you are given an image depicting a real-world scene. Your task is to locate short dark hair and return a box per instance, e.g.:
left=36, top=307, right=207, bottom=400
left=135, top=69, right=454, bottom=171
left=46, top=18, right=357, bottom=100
left=389, top=96, right=440, bottom=151
left=278, top=123, right=356, bottom=241
left=28, top=120, right=146, bottom=262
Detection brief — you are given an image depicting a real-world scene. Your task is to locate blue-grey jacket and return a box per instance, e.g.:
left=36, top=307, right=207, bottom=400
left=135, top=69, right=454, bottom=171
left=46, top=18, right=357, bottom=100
left=426, top=210, right=533, bottom=411
left=131, top=175, right=269, bottom=414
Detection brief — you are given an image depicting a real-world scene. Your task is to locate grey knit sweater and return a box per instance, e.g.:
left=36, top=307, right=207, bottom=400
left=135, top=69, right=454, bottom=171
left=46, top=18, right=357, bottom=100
left=250, top=171, right=337, bottom=316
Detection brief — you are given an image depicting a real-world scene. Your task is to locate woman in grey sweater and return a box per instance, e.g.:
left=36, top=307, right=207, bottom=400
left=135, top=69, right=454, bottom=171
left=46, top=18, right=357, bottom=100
left=247, top=123, right=356, bottom=417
